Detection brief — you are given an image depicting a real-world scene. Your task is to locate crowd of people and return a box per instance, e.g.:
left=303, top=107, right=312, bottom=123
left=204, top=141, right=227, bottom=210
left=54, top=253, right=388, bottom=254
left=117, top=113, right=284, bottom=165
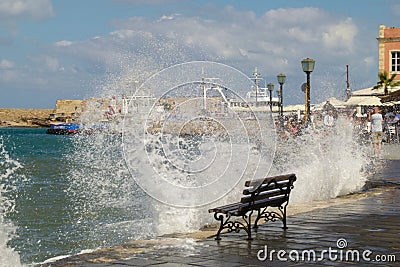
left=277, top=101, right=340, bottom=139
left=276, top=101, right=399, bottom=158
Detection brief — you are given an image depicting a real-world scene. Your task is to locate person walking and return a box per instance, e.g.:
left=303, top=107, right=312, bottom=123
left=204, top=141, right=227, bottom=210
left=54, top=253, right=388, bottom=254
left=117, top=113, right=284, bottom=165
left=368, top=107, right=384, bottom=158
left=323, top=110, right=335, bottom=127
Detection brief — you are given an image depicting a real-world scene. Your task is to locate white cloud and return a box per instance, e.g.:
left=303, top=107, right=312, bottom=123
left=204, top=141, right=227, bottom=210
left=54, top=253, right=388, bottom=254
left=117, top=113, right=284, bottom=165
left=55, top=40, right=73, bottom=47
left=262, top=7, right=324, bottom=25
left=62, top=6, right=370, bottom=104
left=322, top=18, right=357, bottom=52
left=158, top=14, right=180, bottom=21
left=5, top=6, right=378, bottom=107
left=27, top=56, right=61, bottom=72
left=0, top=0, right=54, bottom=20
left=113, top=0, right=183, bottom=5
left=109, top=6, right=361, bottom=68
left=109, top=29, right=136, bottom=39
left=43, top=56, right=60, bottom=72
left=0, top=59, right=14, bottom=69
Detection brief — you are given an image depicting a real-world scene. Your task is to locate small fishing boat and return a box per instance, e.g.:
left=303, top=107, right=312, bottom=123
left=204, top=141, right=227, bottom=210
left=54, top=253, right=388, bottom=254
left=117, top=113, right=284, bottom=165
left=46, top=123, right=80, bottom=135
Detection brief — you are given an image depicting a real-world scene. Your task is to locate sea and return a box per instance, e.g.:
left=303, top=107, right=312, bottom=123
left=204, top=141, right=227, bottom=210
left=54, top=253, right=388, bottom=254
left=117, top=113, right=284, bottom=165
left=0, top=127, right=155, bottom=266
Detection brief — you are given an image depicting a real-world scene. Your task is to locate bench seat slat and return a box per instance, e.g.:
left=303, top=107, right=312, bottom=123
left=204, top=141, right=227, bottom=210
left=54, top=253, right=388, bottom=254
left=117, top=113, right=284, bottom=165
left=208, top=202, right=241, bottom=213
left=238, top=196, right=286, bottom=213
left=244, top=182, right=288, bottom=195
left=240, top=188, right=289, bottom=204
left=244, top=173, right=296, bottom=187
left=209, top=195, right=287, bottom=215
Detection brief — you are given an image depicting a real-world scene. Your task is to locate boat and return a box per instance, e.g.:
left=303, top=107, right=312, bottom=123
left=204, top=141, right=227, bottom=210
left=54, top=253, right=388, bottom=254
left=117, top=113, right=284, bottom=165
left=46, top=123, right=80, bottom=135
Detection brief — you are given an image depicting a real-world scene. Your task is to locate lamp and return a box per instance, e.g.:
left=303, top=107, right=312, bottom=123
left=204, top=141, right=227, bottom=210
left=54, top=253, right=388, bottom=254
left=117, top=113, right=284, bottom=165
left=277, top=73, right=286, bottom=118
left=301, top=58, right=315, bottom=124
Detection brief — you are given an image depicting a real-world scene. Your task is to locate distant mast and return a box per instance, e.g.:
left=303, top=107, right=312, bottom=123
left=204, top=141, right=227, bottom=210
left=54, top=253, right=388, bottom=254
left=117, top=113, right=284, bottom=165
left=346, top=64, right=351, bottom=100
left=252, top=67, right=262, bottom=106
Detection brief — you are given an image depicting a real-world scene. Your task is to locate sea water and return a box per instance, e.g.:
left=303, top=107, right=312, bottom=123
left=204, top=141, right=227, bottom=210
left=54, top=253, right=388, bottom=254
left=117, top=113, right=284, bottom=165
left=0, top=133, right=24, bottom=267
left=0, top=128, right=79, bottom=265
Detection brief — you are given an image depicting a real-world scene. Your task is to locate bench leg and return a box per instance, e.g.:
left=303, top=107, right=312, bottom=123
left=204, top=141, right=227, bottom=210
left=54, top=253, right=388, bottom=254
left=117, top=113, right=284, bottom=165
left=246, top=212, right=253, bottom=240
left=213, top=212, right=253, bottom=240
left=282, top=205, right=287, bottom=229
left=214, top=213, right=228, bottom=240
left=253, top=205, right=289, bottom=229
left=254, top=207, right=266, bottom=229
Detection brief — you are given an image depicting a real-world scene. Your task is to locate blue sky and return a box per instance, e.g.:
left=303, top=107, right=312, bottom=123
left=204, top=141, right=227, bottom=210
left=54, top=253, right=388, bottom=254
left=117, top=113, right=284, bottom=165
left=1, top=0, right=400, bottom=108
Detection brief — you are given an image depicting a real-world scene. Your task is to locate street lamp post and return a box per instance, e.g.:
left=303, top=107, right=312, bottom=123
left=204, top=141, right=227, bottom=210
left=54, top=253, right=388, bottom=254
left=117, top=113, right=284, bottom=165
left=277, top=73, right=286, bottom=118
left=301, top=58, right=315, bottom=124
left=277, top=90, right=281, bottom=108
left=267, top=83, right=274, bottom=111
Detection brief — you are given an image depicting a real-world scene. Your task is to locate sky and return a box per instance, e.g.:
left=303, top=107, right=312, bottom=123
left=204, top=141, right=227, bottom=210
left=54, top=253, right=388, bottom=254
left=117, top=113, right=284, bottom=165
left=1, top=0, right=400, bottom=108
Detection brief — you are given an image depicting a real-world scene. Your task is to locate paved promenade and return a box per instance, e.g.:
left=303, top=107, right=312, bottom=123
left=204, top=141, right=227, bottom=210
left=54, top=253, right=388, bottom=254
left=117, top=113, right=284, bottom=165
left=40, top=147, right=400, bottom=267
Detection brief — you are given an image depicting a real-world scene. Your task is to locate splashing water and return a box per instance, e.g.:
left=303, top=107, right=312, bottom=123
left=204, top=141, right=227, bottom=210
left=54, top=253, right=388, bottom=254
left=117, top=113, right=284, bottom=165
left=0, top=137, right=24, bottom=267
left=122, top=61, right=276, bottom=234
left=271, top=118, right=369, bottom=204
left=67, top=133, right=156, bottom=249
left=67, top=61, right=371, bottom=253
left=70, top=61, right=276, bottom=241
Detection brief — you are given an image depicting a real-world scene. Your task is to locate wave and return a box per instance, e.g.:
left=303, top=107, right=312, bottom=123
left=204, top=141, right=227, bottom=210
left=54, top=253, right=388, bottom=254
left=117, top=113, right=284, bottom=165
left=0, top=136, right=24, bottom=267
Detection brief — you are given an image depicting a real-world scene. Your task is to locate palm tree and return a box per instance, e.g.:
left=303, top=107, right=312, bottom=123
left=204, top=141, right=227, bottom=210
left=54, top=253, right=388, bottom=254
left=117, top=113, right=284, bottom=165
left=373, top=71, right=400, bottom=95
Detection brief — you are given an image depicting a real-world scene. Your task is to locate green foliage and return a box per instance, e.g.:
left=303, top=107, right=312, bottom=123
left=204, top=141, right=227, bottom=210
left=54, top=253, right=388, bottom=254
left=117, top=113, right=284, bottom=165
left=373, top=71, right=400, bottom=95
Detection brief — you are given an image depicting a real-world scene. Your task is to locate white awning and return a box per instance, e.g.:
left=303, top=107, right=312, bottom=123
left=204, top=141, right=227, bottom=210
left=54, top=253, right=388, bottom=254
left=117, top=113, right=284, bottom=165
left=283, top=104, right=305, bottom=112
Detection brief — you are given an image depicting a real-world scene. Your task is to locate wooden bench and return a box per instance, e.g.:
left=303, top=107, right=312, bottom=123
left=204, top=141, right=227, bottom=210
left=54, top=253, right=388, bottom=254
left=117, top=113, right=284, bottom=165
left=208, top=173, right=297, bottom=240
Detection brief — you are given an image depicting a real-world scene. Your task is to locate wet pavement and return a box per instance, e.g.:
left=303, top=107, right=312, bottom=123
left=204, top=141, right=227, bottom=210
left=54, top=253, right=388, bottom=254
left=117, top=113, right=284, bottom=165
left=39, top=149, right=400, bottom=267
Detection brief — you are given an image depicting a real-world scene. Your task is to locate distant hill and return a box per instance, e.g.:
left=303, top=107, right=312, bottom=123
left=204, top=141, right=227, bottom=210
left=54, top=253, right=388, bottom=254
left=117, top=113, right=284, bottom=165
left=0, top=108, right=53, bottom=127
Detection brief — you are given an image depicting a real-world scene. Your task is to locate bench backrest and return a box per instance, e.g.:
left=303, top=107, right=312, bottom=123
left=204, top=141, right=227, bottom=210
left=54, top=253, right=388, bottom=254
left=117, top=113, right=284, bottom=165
left=240, top=173, right=297, bottom=209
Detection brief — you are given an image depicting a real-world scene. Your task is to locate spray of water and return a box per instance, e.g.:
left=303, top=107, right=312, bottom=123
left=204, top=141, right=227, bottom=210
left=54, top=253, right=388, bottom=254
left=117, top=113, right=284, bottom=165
left=67, top=61, right=371, bottom=251
left=66, top=133, right=155, bottom=249
left=122, top=61, right=276, bottom=234
left=68, top=61, right=276, bottom=242
left=0, top=137, right=24, bottom=267
left=271, top=119, right=369, bottom=204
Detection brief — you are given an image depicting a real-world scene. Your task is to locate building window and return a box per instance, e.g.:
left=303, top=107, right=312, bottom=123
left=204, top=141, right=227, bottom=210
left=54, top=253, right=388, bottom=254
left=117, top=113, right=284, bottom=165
left=391, top=51, right=400, bottom=72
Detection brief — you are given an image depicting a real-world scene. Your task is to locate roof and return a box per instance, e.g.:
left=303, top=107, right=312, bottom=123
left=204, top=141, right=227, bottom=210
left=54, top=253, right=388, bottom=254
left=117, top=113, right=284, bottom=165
left=284, top=104, right=305, bottom=111
left=356, top=96, right=384, bottom=106
left=345, top=96, right=366, bottom=106
left=351, top=87, right=384, bottom=96
left=351, top=86, right=400, bottom=97
left=345, top=95, right=391, bottom=106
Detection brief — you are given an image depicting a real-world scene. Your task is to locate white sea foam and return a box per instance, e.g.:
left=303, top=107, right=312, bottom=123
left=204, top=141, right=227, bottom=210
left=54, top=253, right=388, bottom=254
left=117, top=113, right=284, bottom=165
left=0, top=137, right=24, bottom=267
left=40, top=249, right=95, bottom=265
left=270, top=118, right=369, bottom=204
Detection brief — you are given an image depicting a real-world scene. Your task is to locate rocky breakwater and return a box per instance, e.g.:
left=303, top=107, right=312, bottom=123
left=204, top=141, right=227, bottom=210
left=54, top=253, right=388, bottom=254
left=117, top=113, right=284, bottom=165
left=0, top=108, right=53, bottom=127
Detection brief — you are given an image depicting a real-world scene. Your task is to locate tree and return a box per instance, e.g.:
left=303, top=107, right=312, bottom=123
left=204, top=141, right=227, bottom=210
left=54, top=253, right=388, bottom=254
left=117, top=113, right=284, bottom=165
left=373, top=71, right=400, bottom=95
